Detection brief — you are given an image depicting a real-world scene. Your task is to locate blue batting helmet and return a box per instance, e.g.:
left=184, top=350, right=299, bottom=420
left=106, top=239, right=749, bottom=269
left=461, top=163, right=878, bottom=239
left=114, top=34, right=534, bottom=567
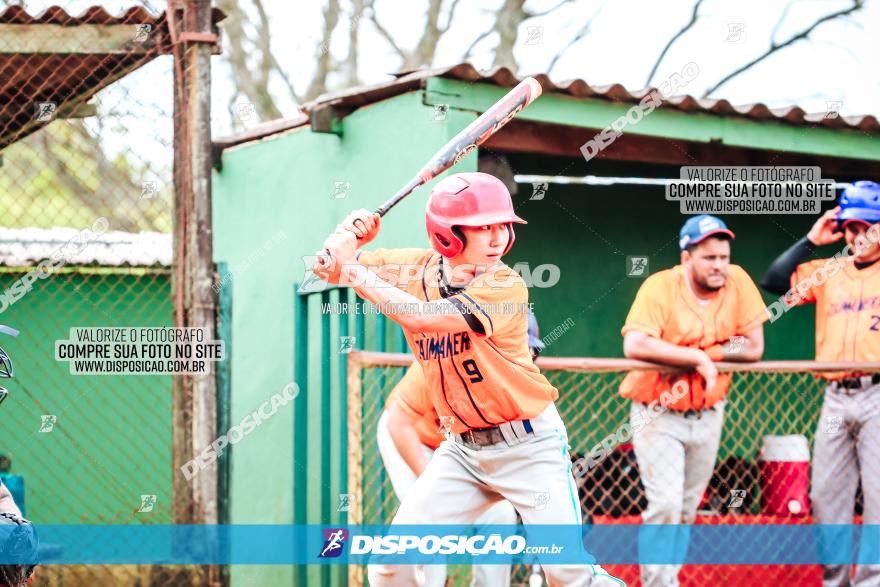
left=838, top=181, right=880, bottom=227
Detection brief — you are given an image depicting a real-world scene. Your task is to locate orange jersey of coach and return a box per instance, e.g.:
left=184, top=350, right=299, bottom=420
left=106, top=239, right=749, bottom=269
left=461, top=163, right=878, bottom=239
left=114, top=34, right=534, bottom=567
left=791, top=257, right=880, bottom=379
left=384, top=363, right=443, bottom=450
left=619, top=264, right=768, bottom=410
left=358, top=248, right=557, bottom=433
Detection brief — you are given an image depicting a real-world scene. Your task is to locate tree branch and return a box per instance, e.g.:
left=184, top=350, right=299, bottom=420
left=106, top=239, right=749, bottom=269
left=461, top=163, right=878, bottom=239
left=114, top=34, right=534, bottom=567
left=771, top=0, right=799, bottom=45
left=546, top=1, right=606, bottom=76
left=345, top=0, right=364, bottom=86
left=462, top=27, right=495, bottom=62
left=493, top=0, right=527, bottom=71
left=440, top=0, right=463, bottom=33
left=644, top=0, right=705, bottom=87
left=217, top=0, right=283, bottom=120
left=546, top=18, right=591, bottom=75
left=270, top=52, right=301, bottom=105
left=305, top=0, right=342, bottom=101
left=702, top=0, right=864, bottom=97
left=409, top=0, right=445, bottom=67
left=253, top=0, right=275, bottom=95
left=365, top=0, right=408, bottom=62
left=525, top=0, right=573, bottom=19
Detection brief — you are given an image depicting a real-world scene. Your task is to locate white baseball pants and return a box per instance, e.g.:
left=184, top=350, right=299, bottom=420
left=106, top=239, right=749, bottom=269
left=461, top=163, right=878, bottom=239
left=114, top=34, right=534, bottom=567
left=376, top=411, right=517, bottom=586
left=812, top=383, right=880, bottom=587
left=370, top=404, right=624, bottom=587
left=630, top=401, right=725, bottom=587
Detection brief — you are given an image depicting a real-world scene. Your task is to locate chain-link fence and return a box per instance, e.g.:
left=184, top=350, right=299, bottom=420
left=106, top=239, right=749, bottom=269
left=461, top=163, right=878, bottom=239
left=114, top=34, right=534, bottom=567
left=347, top=351, right=877, bottom=586
left=0, top=3, right=221, bottom=585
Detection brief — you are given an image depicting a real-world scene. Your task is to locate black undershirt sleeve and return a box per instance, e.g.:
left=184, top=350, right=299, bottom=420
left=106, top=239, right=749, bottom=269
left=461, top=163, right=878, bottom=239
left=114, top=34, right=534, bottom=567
left=446, top=296, right=486, bottom=335
left=760, top=236, right=816, bottom=295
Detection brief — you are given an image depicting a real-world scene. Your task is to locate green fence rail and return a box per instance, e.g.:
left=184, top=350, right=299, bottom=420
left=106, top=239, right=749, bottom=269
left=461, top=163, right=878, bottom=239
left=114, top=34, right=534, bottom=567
left=293, top=284, right=408, bottom=587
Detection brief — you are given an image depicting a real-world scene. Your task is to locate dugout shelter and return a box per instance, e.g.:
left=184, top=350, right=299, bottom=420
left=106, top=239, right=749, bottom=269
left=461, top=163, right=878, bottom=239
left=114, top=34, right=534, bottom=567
left=212, top=63, right=880, bottom=587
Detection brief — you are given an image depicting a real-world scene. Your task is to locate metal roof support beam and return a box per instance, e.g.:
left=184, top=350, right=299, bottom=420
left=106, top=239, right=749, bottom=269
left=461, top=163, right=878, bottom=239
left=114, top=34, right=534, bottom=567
left=0, top=23, right=159, bottom=54
left=309, top=104, right=346, bottom=135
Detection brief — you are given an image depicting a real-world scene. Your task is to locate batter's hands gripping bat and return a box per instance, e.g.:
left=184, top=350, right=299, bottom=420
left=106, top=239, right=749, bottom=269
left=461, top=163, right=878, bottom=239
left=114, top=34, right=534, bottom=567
left=318, top=76, right=543, bottom=267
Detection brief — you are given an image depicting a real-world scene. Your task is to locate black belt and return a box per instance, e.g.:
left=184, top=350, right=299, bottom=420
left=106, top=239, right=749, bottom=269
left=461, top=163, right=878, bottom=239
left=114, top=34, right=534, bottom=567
left=679, top=405, right=718, bottom=419
left=455, top=419, right=535, bottom=448
left=459, top=427, right=506, bottom=447
left=833, top=373, right=880, bottom=390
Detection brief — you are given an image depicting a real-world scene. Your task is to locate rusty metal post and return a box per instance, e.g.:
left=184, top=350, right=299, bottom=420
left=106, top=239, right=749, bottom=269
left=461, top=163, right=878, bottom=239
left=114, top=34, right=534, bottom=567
left=186, top=0, right=219, bottom=529
left=171, top=1, right=195, bottom=531
left=171, top=0, right=221, bottom=584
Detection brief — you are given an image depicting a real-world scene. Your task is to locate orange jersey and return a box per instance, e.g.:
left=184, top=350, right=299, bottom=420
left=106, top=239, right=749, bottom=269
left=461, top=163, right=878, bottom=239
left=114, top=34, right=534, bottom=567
left=357, top=248, right=558, bottom=433
left=384, top=362, right=443, bottom=450
left=619, top=264, right=768, bottom=410
left=791, top=257, right=880, bottom=379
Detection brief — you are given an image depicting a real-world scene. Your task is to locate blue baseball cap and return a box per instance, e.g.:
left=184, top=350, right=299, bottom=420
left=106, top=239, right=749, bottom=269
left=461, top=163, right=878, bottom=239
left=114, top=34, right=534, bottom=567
left=679, top=215, right=735, bottom=250
left=527, top=309, right=544, bottom=352
left=838, top=181, right=880, bottom=228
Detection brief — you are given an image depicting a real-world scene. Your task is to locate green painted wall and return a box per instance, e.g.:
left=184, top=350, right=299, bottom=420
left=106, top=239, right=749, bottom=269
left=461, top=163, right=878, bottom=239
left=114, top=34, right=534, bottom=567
left=502, top=153, right=822, bottom=360
left=212, top=91, right=478, bottom=587
left=0, top=270, right=172, bottom=524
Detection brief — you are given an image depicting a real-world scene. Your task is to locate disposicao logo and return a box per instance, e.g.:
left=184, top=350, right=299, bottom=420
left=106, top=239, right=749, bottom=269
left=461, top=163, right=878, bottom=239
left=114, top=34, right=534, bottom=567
left=318, top=528, right=348, bottom=558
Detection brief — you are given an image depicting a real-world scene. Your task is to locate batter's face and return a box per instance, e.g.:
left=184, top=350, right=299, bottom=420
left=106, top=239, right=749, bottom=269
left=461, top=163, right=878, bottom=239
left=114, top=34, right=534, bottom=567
left=454, top=223, right=510, bottom=268
left=844, top=221, right=880, bottom=262
left=682, top=237, right=731, bottom=292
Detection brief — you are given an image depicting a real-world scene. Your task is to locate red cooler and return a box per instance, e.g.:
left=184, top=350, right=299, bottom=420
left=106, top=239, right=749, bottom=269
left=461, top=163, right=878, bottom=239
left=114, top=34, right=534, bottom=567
left=758, top=435, right=810, bottom=516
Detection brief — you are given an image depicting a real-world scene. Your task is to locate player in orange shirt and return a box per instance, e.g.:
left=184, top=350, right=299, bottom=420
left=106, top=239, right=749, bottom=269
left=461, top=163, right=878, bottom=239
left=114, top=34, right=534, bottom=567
left=620, top=215, right=767, bottom=587
left=761, top=182, right=880, bottom=587
left=378, top=313, right=543, bottom=587
left=313, top=172, right=622, bottom=586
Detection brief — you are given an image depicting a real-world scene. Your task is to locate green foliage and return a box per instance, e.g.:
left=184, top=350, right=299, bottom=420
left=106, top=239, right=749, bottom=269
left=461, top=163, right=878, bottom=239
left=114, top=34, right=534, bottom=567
left=0, top=121, right=171, bottom=233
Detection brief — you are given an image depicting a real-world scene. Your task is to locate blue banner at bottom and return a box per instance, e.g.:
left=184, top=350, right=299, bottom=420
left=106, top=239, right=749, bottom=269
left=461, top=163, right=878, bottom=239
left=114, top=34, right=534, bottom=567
left=1, top=524, right=879, bottom=565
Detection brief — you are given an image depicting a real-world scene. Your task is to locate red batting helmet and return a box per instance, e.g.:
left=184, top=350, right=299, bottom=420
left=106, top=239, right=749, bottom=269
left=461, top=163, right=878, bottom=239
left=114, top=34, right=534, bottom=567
left=425, top=172, right=526, bottom=257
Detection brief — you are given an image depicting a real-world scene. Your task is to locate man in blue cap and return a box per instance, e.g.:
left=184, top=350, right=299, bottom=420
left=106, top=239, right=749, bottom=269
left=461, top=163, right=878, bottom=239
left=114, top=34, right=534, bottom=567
left=761, top=182, right=880, bottom=587
left=620, top=214, right=767, bottom=587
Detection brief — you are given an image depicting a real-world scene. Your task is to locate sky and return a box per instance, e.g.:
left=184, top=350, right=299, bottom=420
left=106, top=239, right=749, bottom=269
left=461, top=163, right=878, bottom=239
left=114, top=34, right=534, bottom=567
left=21, top=0, right=879, bottom=168
left=215, top=0, right=880, bottom=134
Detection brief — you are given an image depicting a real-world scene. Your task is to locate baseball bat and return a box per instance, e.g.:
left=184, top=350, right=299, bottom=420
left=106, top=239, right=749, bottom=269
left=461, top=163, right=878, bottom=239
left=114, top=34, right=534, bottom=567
left=319, top=76, right=543, bottom=266
left=375, top=76, right=543, bottom=216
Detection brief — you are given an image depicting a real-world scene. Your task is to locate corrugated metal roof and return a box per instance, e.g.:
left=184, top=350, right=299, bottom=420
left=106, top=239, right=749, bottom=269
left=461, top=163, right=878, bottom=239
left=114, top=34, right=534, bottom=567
left=214, top=62, right=879, bottom=149
left=0, top=227, right=171, bottom=268
left=0, top=5, right=224, bottom=149
left=0, top=5, right=163, bottom=25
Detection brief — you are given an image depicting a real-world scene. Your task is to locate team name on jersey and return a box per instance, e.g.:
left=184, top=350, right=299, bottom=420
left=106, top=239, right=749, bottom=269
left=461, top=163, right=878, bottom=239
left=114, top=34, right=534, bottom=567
left=829, top=295, right=880, bottom=317
left=416, top=332, right=472, bottom=360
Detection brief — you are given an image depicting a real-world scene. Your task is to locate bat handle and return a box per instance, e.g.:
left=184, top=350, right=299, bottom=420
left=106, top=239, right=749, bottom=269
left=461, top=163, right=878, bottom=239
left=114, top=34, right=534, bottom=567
left=349, top=175, right=425, bottom=232
left=376, top=176, right=425, bottom=217
left=320, top=175, right=425, bottom=268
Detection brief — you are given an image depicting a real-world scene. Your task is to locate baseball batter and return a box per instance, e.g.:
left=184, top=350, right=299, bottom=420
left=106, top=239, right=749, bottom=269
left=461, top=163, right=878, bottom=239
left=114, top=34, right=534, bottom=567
left=620, top=214, right=767, bottom=587
left=761, top=182, right=880, bottom=587
left=313, top=172, right=622, bottom=586
left=376, top=311, right=545, bottom=586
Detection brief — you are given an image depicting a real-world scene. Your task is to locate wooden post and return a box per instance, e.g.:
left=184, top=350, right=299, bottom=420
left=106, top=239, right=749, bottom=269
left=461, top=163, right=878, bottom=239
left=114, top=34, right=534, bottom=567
left=172, top=1, right=221, bottom=585
left=186, top=0, right=219, bottom=530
